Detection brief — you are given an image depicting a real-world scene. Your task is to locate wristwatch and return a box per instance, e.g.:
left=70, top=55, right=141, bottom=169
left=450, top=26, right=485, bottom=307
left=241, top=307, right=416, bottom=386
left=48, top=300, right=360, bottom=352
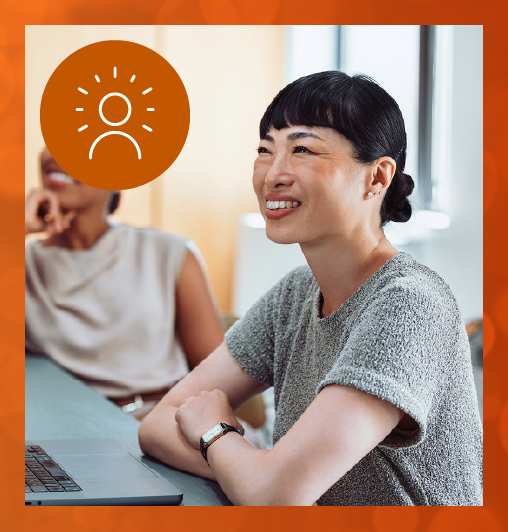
left=200, top=422, right=242, bottom=464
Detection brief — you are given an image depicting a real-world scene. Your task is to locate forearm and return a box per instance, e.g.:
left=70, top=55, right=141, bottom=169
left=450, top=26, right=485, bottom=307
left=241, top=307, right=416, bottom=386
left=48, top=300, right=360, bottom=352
left=206, top=433, right=311, bottom=506
left=138, top=404, right=217, bottom=481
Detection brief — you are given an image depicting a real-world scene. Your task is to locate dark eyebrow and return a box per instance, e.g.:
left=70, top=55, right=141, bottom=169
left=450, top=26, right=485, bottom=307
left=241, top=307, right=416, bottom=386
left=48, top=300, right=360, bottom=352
left=287, top=132, right=323, bottom=141
left=261, top=134, right=274, bottom=142
left=260, top=132, right=323, bottom=143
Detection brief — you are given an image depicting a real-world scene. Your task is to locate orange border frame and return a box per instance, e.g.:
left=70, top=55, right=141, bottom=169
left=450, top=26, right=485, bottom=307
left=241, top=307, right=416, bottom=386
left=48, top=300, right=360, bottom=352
left=2, top=2, right=506, bottom=530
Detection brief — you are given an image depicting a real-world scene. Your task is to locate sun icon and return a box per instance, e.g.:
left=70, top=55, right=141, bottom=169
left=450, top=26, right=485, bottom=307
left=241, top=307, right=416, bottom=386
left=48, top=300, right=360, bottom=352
left=40, top=40, right=189, bottom=190
left=75, top=66, right=155, bottom=160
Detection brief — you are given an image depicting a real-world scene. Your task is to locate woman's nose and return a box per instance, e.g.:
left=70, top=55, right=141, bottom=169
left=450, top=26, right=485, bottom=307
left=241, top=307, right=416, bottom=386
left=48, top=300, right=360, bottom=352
left=264, top=155, right=294, bottom=188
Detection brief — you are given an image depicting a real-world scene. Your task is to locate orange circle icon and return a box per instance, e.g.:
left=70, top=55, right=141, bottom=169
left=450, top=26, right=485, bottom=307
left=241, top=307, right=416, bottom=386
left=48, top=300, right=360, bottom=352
left=40, top=40, right=190, bottom=190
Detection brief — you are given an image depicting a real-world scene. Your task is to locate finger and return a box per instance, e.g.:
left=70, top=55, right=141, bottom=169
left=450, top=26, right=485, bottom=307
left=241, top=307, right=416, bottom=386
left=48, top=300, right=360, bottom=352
left=25, top=191, right=50, bottom=234
left=43, top=193, right=64, bottom=232
left=31, top=189, right=62, bottom=233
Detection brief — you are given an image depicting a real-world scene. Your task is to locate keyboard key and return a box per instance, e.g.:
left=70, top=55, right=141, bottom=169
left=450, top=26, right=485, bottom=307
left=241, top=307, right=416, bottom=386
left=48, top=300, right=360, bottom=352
left=58, top=481, right=76, bottom=485
left=39, top=461, right=66, bottom=476
left=25, top=486, right=31, bottom=493
left=64, top=487, right=82, bottom=491
left=53, top=477, right=69, bottom=481
left=30, top=486, right=48, bottom=492
left=47, top=487, right=65, bottom=492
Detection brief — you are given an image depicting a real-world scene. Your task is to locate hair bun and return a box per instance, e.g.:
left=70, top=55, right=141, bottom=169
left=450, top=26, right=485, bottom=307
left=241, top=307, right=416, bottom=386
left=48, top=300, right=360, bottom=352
left=381, top=171, right=414, bottom=225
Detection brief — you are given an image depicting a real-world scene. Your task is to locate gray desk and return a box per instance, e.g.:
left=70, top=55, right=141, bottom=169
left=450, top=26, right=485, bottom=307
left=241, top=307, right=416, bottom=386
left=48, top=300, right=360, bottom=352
left=25, top=354, right=231, bottom=506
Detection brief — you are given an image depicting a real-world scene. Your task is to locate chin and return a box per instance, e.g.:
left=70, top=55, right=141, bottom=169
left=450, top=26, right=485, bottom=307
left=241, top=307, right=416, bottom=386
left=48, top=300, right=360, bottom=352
left=265, top=223, right=301, bottom=245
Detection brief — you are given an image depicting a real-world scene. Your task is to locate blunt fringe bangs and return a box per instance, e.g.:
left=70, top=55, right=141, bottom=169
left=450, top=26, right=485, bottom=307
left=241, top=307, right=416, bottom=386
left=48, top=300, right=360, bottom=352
left=259, top=71, right=406, bottom=167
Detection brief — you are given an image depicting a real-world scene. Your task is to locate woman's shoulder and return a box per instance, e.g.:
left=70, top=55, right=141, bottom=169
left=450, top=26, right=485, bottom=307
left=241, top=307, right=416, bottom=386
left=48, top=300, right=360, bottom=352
left=374, top=252, right=462, bottom=320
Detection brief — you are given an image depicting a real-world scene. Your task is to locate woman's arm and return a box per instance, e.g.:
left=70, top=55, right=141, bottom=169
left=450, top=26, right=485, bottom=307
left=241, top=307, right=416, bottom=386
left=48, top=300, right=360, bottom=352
left=138, top=342, right=268, bottom=480
left=175, top=361, right=405, bottom=505
left=175, top=246, right=225, bottom=369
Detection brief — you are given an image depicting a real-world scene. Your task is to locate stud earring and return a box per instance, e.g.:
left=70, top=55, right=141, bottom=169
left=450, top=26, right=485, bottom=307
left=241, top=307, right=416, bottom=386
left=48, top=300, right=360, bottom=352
left=367, top=192, right=373, bottom=197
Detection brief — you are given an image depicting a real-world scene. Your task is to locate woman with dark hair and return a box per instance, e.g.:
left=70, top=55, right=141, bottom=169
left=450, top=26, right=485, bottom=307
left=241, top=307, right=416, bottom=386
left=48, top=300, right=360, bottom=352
left=138, top=72, right=482, bottom=505
left=25, top=148, right=225, bottom=419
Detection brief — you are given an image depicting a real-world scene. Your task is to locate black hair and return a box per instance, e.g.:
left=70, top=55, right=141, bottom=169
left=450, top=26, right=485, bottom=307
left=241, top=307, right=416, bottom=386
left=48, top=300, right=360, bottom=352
left=107, top=191, right=121, bottom=215
left=260, top=71, right=414, bottom=226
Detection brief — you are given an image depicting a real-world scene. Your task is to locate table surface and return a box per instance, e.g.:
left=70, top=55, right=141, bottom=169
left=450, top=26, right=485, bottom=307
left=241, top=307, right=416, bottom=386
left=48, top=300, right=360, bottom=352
left=25, top=353, right=232, bottom=506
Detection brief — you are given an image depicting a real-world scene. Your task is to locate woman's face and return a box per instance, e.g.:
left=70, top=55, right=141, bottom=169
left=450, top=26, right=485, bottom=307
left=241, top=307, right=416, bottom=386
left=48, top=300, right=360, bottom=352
left=253, top=125, right=373, bottom=246
left=40, top=149, right=111, bottom=212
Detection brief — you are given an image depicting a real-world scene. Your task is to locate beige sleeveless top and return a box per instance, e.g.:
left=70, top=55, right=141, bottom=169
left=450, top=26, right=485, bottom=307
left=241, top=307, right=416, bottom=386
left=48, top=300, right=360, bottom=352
left=25, top=224, right=190, bottom=398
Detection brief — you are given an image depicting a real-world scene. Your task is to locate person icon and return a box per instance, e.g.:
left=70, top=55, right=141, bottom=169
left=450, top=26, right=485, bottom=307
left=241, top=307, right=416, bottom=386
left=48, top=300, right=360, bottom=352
left=89, top=91, right=142, bottom=160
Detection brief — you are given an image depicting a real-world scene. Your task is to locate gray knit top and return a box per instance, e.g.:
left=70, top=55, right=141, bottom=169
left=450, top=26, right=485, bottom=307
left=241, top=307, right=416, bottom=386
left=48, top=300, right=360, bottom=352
left=225, top=252, right=483, bottom=505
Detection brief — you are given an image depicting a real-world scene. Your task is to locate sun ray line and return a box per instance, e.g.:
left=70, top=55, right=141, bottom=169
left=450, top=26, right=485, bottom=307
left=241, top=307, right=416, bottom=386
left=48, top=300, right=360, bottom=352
left=78, top=87, right=88, bottom=94
left=95, top=75, right=100, bottom=83
left=114, top=66, right=117, bottom=78
left=130, top=75, right=136, bottom=82
left=142, top=87, right=152, bottom=95
left=147, top=108, right=155, bottom=111
left=142, top=125, right=152, bottom=132
left=76, top=108, right=84, bottom=111
left=78, top=124, right=88, bottom=132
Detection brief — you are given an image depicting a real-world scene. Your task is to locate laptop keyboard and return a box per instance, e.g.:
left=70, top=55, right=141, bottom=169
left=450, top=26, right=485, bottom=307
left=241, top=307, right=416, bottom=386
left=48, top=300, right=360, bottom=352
left=25, top=445, right=82, bottom=493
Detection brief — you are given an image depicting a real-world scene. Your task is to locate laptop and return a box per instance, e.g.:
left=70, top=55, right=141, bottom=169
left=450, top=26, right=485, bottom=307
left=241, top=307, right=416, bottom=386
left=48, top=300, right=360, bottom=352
left=25, top=439, right=183, bottom=506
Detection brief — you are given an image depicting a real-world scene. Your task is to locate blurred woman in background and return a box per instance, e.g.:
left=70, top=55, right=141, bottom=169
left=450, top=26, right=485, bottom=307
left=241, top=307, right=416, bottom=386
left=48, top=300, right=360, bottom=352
left=25, top=147, right=225, bottom=419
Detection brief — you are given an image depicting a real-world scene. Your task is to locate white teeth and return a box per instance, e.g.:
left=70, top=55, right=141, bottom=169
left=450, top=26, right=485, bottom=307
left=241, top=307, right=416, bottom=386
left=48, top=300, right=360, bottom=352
left=49, top=172, right=74, bottom=183
left=267, top=200, right=302, bottom=210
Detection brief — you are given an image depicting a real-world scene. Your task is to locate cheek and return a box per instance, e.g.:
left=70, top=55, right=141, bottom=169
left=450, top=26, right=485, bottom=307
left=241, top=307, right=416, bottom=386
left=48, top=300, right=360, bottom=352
left=252, top=163, right=265, bottom=196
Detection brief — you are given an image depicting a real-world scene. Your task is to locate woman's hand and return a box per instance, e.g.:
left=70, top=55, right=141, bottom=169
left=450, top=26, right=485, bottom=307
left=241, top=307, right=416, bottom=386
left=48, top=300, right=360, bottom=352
left=25, top=188, right=76, bottom=236
left=175, top=389, right=244, bottom=449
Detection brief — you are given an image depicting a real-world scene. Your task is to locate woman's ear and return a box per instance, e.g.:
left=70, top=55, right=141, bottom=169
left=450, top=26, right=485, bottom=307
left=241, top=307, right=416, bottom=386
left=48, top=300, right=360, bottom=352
left=371, top=157, right=396, bottom=188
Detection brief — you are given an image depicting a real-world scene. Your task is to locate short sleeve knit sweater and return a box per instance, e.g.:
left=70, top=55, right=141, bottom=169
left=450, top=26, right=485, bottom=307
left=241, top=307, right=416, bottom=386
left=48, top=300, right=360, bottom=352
left=225, top=253, right=483, bottom=506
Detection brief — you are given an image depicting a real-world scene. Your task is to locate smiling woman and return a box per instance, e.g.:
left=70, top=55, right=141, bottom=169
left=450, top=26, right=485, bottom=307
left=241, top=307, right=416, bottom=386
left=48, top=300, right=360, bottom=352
left=138, top=71, right=482, bottom=506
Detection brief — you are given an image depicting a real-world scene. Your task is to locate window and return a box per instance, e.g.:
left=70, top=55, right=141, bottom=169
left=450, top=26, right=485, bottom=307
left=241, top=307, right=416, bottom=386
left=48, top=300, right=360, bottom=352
left=283, top=25, right=453, bottom=242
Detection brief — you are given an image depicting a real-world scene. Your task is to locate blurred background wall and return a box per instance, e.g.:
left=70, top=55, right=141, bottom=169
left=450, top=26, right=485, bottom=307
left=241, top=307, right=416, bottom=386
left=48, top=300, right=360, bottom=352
left=26, top=25, right=482, bottom=329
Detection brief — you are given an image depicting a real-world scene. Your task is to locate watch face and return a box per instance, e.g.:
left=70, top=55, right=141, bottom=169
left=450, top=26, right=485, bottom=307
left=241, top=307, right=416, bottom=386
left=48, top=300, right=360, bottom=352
left=202, top=424, right=224, bottom=444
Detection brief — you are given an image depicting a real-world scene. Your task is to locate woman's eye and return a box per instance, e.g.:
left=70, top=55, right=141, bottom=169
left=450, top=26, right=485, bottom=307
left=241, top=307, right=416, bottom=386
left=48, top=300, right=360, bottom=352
left=257, top=146, right=270, bottom=155
left=293, top=145, right=313, bottom=154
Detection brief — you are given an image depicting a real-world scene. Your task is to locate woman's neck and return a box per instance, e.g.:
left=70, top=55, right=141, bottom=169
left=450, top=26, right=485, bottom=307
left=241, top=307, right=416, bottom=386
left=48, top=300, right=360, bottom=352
left=301, top=230, right=399, bottom=318
left=45, top=210, right=111, bottom=250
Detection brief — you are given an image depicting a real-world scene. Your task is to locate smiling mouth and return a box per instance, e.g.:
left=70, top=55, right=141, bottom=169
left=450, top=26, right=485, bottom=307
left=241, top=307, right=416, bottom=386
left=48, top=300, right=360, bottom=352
left=46, top=172, right=77, bottom=184
left=266, top=200, right=302, bottom=210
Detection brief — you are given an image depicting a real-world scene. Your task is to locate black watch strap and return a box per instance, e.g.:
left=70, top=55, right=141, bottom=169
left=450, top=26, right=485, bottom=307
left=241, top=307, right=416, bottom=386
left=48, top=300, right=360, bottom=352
left=200, top=422, right=242, bottom=464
